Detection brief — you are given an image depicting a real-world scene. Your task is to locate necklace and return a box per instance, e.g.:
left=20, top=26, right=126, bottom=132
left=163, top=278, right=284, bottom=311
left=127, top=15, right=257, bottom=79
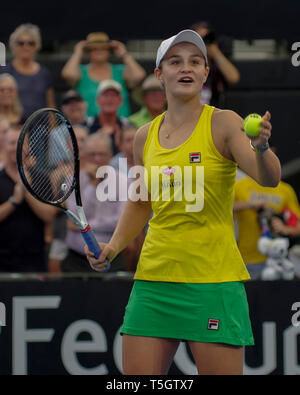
left=161, top=108, right=202, bottom=139
left=160, top=114, right=171, bottom=139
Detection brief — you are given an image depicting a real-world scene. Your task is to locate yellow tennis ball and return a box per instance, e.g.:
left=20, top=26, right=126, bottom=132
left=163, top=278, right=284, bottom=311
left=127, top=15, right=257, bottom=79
left=243, top=113, right=263, bottom=137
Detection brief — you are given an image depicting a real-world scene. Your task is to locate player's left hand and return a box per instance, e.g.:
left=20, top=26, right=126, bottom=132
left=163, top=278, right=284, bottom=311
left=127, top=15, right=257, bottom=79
left=84, top=242, right=115, bottom=272
left=250, top=111, right=272, bottom=149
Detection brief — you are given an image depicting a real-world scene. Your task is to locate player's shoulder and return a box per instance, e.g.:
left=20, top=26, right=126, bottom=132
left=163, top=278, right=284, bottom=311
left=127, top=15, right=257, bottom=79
left=212, top=108, right=244, bottom=143
left=213, top=107, right=243, bottom=125
left=135, top=122, right=151, bottom=144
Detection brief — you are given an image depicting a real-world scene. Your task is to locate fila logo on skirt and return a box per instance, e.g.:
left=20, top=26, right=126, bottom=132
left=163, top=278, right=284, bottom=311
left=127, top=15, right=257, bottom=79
left=189, top=152, right=201, bottom=163
left=208, top=319, right=219, bottom=330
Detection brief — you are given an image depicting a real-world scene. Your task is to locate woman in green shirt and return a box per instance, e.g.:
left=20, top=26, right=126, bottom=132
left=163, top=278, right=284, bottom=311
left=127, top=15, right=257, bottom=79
left=61, top=32, right=146, bottom=118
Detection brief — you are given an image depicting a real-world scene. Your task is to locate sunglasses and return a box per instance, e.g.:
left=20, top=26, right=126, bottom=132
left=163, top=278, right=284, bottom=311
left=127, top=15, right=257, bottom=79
left=16, top=40, right=36, bottom=47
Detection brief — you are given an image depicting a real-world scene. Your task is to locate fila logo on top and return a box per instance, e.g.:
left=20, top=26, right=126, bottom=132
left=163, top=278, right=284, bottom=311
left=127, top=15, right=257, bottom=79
left=208, top=319, right=219, bottom=330
left=189, top=152, right=201, bottom=163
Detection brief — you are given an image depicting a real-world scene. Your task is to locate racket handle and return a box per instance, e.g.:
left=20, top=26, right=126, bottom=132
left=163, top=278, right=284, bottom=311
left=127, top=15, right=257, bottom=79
left=81, top=226, right=111, bottom=272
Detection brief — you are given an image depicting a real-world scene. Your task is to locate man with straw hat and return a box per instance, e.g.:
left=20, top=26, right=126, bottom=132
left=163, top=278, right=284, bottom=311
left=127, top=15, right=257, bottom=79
left=129, top=74, right=166, bottom=128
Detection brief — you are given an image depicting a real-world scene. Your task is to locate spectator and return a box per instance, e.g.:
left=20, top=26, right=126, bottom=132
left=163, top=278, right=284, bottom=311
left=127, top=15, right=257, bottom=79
left=61, top=133, right=127, bottom=272
left=73, top=125, right=89, bottom=165
left=0, top=125, right=56, bottom=272
left=48, top=125, right=89, bottom=273
left=190, top=21, right=240, bottom=106
left=110, top=123, right=136, bottom=174
left=234, top=173, right=300, bottom=279
left=110, top=124, right=145, bottom=271
left=1, top=23, right=55, bottom=120
left=61, top=32, right=146, bottom=118
left=88, top=79, right=131, bottom=155
left=48, top=90, right=90, bottom=168
left=0, top=73, right=23, bottom=124
left=0, top=118, right=10, bottom=168
left=129, top=74, right=166, bottom=128
left=60, top=90, right=89, bottom=129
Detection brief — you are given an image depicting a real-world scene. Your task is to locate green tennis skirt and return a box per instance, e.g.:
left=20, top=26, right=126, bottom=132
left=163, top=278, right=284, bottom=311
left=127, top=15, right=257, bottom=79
left=120, top=280, right=254, bottom=346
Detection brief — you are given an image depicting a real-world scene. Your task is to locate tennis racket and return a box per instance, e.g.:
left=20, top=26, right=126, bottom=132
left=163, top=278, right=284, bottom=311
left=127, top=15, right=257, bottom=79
left=16, top=108, right=110, bottom=271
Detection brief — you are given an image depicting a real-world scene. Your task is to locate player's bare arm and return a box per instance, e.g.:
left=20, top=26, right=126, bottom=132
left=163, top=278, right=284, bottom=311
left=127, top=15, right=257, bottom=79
left=212, top=109, right=281, bottom=187
left=133, top=122, right=151, bottom=166
left=86, top=123, right=152, bottom=270
left=108, top=123, right=152, bottom=248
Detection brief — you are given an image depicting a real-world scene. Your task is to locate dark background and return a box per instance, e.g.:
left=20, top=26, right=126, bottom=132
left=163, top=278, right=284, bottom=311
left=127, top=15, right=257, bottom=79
left=0, top=0, right=298, bottom=42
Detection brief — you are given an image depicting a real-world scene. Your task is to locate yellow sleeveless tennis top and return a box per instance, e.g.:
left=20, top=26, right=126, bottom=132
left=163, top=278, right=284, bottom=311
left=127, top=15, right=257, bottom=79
left=134, top=104, right=250, bottom=283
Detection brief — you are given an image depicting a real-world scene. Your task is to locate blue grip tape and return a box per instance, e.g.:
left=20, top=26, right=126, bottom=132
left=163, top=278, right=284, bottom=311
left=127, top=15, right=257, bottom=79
left=81, top=227, right=111, bottom=272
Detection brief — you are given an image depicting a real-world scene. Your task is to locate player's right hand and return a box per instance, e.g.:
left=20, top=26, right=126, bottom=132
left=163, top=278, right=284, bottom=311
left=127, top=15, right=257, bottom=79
left=84, top=242, right=116, bottom=272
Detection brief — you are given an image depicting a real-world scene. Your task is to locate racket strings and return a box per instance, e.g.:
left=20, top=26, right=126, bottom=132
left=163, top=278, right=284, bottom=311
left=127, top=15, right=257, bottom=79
left=21, top=111, right=76, bottom=203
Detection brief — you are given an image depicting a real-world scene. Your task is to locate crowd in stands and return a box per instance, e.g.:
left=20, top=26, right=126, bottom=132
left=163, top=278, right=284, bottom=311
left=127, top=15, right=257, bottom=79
left=1, top=22, right=299, bottom=279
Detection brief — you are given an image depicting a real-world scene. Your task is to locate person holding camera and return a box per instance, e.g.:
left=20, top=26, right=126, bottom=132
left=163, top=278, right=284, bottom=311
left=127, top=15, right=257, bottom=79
left=61, top=32, right=146, bottom=118
left=190, top=21, right=240, bottom=106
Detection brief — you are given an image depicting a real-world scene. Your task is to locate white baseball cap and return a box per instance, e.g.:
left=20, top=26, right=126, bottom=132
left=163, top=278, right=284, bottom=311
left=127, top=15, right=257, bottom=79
left=97, top=79, right=122, bottom=96
left=156, top=29, right=208, bottom=68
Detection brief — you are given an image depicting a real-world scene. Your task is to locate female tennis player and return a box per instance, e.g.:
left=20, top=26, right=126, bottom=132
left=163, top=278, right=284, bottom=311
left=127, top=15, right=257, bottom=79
left=85, top=30, right=281, bottom=375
